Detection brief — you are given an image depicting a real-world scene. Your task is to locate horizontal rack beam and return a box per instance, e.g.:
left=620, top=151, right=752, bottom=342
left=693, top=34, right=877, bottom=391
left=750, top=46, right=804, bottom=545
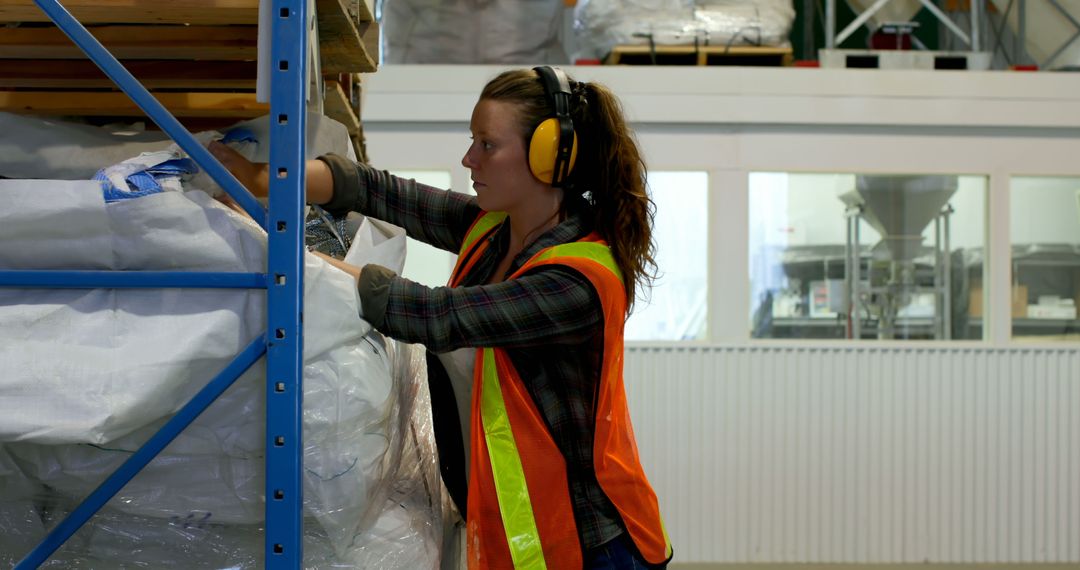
left=0, top=270, right=268, bottom=289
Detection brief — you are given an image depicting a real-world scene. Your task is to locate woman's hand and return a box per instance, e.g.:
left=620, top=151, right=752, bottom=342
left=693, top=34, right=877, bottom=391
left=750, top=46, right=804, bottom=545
left=209, top=140, right=270, bottom=198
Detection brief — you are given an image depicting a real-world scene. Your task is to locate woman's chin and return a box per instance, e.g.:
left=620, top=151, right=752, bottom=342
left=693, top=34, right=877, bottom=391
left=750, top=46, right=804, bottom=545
left=476, top=194, right=498, bottom=212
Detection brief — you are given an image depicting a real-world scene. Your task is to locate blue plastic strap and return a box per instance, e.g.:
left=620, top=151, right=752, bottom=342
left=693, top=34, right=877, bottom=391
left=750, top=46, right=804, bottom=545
left=95, top=158, right=200, bottom=203
left=221, top=127, right=260, bottom=145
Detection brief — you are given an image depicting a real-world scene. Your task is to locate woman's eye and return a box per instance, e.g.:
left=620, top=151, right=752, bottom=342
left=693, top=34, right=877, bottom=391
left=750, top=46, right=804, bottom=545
left=468, top=135, right=494, bottom=151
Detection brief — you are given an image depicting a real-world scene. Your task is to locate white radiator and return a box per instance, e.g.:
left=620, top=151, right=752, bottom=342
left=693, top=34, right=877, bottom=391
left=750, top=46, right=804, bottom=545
left=624, top=345, right=1080, bottom=563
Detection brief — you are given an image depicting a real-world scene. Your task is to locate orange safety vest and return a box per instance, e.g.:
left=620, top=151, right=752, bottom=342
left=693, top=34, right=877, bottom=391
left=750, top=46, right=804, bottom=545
left=449, top=211, right=672, bottom=569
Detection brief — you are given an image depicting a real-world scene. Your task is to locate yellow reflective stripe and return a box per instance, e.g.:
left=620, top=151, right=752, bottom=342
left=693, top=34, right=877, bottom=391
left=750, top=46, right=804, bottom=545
left=459, top=211, right=508, bottom=255
left=480, top=348, right=547, bottom=570
left=661, top=516, right=673, bottom=558
left=531, top=242, right=623, bottom=284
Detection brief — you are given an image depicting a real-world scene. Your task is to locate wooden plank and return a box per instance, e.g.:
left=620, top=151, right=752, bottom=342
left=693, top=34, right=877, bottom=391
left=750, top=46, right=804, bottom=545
left=2, top=3, right=377, bottom=72
left=322, top=79, right=360, bottom=134
left=0, top=90, right=269, bottom=117
left=341, top=0, right=373, bottom=25
left=0, top=60, right=257, bottom=88
left=0, top=1, right=259, bottom=25
left=316, top=0, right=377, bottom=73
left=0, top=25, right=259, bottom=60
left=0, top=25, right=258, bottom=60
left=359, top=22, right=380, bottom=69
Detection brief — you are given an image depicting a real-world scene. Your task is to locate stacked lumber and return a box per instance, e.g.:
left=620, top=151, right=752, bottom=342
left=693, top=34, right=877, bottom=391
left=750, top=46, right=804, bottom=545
left=0, top=0, right=378, bottom=159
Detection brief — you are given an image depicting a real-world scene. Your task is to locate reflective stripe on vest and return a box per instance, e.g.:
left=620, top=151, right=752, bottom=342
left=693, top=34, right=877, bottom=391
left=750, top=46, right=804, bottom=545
left=531, top=241, right=623, bottom=283
left=479, top=347, right=546, bottom=570
left=451, top=211, right=507, bottom=288
left=463, top=211, right=507, bottom=251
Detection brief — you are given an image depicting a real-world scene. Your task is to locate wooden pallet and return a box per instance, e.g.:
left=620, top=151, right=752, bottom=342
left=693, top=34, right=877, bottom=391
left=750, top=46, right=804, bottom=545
left=0, top=0, right=377, bottom=159
left=606, top=44, right=793, bottom=67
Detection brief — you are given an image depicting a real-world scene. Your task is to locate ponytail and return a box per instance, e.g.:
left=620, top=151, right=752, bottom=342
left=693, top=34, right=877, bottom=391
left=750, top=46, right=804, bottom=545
left=568, top=81, right=657, bottom=314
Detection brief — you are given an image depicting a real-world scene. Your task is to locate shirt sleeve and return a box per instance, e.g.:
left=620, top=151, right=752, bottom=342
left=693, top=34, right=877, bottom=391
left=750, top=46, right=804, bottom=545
left=358, top=263, right=603, bottom=353
left=318, top=153, right=481, bottom=254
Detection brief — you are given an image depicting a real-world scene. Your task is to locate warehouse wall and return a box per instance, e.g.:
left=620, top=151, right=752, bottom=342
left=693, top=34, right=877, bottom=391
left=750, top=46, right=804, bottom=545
left=359, top=65, right=1080, bottom=564
left=625, top=344, right=1080, bottom=563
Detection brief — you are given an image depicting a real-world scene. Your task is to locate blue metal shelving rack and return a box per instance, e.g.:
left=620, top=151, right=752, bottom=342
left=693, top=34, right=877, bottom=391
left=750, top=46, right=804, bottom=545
left=0, top=1, right=308, bottom=568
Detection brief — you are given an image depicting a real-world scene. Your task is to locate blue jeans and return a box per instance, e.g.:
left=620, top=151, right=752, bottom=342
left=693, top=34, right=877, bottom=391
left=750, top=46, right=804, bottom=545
left=584, top=533, right=664, bottom=569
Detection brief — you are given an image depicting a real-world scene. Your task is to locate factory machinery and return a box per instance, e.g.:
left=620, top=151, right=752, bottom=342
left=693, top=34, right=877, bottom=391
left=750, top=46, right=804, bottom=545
left=840, top=175, right=958, bottom=340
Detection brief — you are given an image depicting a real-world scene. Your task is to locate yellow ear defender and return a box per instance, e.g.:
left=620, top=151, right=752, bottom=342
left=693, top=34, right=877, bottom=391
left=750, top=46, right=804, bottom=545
left=529, top=66, right=578, bottom=187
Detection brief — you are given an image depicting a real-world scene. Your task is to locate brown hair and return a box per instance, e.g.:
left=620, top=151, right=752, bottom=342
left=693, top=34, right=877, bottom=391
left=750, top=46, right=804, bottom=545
left=480, top=68, right=657, bottom=314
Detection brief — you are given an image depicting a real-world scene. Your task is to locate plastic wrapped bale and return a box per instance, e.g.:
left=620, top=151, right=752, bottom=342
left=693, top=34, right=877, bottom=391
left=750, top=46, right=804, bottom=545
left=3, top=343, right=443, bottom=569
left=0, top=446, right=48, bottom=569
left=573, top=0, right=795, bottom=61
left=0, top=167, right=444, bottom=566
left=380, top=0, right=568, bottom=63
left=4, top=328, right=397, bottom=535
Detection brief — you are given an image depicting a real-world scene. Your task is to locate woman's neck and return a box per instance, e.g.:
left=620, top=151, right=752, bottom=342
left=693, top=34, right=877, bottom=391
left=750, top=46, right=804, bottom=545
left=506, top=190, right=563, bottom=253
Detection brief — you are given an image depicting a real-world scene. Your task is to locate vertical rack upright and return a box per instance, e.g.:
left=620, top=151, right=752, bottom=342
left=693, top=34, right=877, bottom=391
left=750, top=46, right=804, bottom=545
left=0, top=1, right=309, bottom=568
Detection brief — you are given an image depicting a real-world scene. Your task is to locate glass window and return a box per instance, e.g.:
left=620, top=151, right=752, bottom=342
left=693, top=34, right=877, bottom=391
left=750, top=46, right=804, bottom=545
left=625, top=171, right=708, bottom=341
left=1009, top=177, right=1080, bottom=341
left=389, top=170, right=458, bottom=288
left=749, top=172, right=987, bottom=341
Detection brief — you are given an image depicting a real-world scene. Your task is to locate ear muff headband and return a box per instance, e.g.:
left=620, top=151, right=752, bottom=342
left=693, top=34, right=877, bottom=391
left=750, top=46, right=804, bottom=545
left=529, top=66, right=578, bottom=187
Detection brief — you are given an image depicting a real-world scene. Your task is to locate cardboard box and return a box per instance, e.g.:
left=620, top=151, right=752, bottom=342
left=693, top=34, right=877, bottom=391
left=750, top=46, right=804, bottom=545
left=968, top=283, right=1027, bottom=318
left=1027, top=304, right=1077, bottom=320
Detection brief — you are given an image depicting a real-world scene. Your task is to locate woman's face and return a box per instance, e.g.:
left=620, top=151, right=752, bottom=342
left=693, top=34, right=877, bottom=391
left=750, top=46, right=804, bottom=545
left=462, top=98, right=544, bottom=213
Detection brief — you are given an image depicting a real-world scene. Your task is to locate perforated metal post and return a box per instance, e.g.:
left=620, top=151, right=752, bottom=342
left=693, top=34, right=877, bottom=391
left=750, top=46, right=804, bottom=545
left=264, top=1, right=308, bottom=567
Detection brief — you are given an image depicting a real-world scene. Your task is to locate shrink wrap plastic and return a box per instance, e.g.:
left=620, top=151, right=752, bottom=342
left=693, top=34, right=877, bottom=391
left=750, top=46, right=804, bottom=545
left=573, top=0, right=795, bottom=60
left=0, top=116, right=447, bottom=568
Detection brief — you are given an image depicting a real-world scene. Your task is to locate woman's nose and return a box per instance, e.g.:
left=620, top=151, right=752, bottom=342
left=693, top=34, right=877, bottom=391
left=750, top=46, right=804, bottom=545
left=462, top=141, right=482, bottom=169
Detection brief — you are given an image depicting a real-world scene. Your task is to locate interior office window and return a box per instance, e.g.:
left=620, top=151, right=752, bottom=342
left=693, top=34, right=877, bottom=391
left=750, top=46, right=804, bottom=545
left=749, top=172, right=987, bottom=341
left=625, top=171, right=708, bottom=341
left=1009, top=177, right=1080, bottom=341
left=389, top=170, right=458, bottom=288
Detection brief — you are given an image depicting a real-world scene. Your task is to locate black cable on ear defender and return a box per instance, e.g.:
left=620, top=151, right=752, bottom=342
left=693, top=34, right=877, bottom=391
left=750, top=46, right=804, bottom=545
left=529, top=66, right=578, bottom=187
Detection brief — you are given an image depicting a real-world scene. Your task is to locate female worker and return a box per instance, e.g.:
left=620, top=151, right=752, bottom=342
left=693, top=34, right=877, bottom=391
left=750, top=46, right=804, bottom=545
left=211, top=66, right=672, bottom=569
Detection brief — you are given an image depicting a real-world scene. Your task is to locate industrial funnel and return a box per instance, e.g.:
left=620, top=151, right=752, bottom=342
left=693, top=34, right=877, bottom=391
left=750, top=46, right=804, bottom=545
left=838, top=175, right=958, bottom=260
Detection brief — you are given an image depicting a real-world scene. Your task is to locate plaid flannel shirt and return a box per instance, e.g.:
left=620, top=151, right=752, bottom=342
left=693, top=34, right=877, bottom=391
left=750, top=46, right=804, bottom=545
left=320, top=154, right=626, bottom=549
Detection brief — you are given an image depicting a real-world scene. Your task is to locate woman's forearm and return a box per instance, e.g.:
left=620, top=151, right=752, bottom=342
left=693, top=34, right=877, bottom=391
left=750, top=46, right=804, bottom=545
left=209, top=141, right=334, bottom=205
left=306, top=158, right=334, bottom=205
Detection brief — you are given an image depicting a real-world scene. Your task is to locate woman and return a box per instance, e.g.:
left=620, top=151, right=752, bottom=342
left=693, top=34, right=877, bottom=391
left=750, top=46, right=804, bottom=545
left=211, top=66, right=672, bottom=569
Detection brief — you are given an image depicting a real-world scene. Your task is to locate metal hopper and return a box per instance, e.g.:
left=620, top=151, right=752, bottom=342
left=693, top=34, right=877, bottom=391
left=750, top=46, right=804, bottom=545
left=838, top=174, right=958, bottom=260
